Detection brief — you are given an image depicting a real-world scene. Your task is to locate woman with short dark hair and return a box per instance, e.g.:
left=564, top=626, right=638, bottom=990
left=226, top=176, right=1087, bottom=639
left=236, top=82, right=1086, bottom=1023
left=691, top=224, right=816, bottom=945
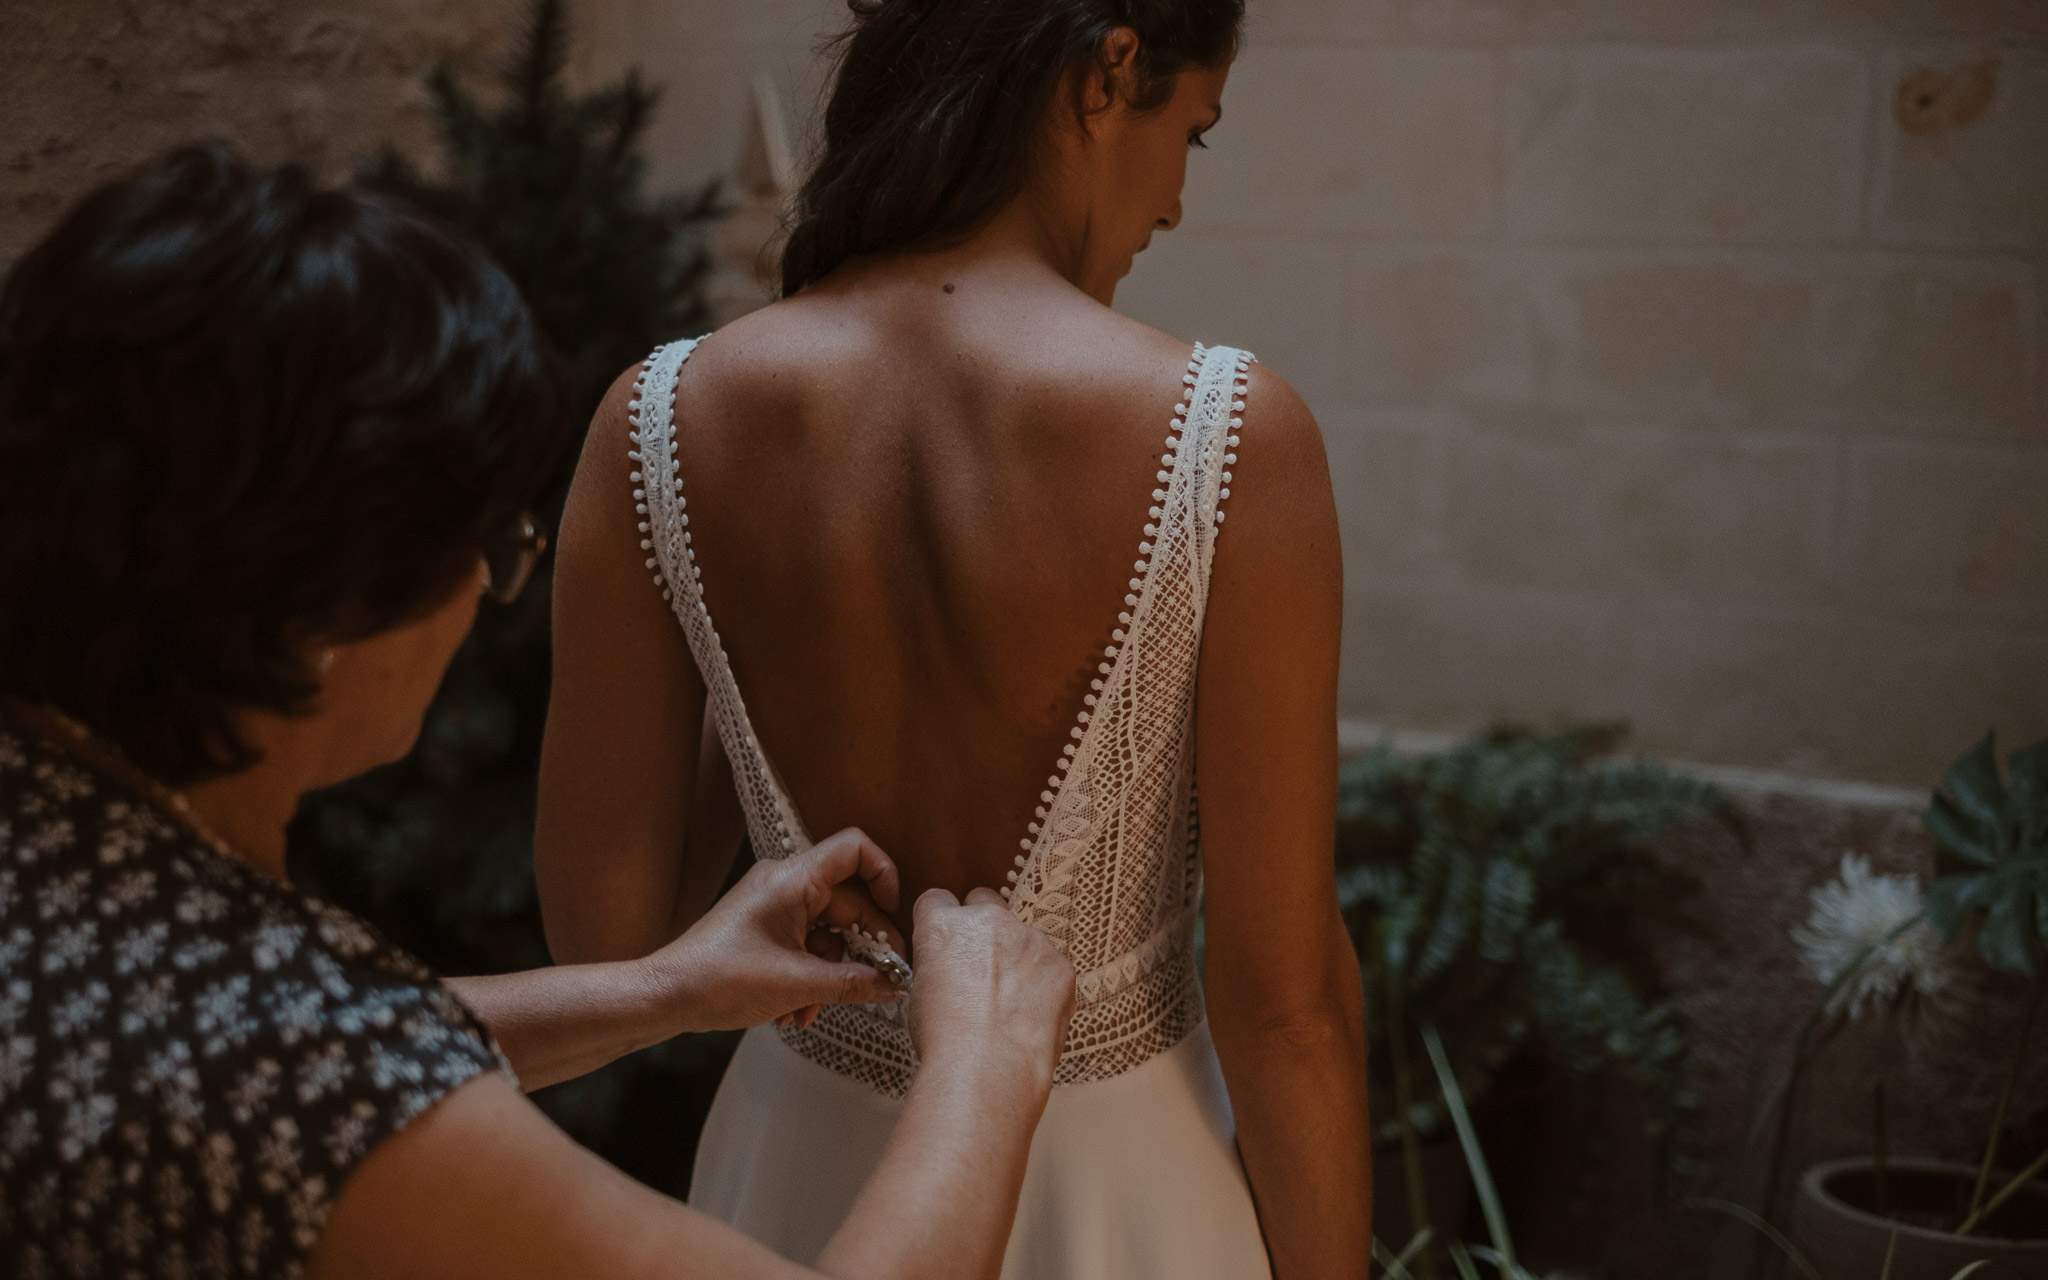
left=0, top=143, right=1075, bottom=1280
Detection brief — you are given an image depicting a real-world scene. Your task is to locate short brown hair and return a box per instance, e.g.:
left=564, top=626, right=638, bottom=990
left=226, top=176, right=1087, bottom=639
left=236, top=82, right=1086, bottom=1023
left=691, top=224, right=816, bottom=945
left=0, top=144, right=571, bottom=785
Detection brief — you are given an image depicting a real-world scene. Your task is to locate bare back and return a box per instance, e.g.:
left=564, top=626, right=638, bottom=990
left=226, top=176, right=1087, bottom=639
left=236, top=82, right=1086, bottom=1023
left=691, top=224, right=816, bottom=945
left=535, top=24, right=1373, bottom=1271
left=539, top=248, right=1370, bottom=1272
left=641, top=263, right=1202, bottom=907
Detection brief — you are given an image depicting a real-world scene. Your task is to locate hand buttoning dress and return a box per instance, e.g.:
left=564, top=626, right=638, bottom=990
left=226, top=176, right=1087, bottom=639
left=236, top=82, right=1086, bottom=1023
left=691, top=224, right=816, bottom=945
left=628, top=338, right=1272, bottom=1280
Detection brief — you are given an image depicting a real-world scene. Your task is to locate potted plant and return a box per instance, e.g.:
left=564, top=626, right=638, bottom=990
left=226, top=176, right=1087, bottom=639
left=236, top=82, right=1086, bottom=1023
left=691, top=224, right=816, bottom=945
left=1747, top=734, right=2048, bottom=1280
left=1336, top=724, right=1741, bottom=1270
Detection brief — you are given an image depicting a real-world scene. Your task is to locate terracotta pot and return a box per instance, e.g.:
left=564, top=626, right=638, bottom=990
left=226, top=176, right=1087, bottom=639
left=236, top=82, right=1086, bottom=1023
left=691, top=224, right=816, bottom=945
left=1791, top=1157, right=2048, bottom=1280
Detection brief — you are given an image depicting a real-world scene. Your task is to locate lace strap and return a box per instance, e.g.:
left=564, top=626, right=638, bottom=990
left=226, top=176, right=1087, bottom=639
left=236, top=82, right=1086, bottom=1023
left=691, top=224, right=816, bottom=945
left=1002, top=343, right=1252, bottom=945
left=1188, top=346, right=1252, bottom=620
left=629, top=340, right=813, bottom=860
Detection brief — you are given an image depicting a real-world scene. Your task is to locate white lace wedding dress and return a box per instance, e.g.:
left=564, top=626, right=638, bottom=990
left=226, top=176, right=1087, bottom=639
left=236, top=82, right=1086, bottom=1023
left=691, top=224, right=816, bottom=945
left=628, top=338, right=1272, bottom=1279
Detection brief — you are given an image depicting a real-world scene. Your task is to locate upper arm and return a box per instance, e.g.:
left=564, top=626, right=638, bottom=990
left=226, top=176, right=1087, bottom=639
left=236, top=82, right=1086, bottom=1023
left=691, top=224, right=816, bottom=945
left=1193, top=364, right=1354, bottom=1028
left=306, top=1073, right=810, bottom=1280
left=536, top=364, right=709, bottom=964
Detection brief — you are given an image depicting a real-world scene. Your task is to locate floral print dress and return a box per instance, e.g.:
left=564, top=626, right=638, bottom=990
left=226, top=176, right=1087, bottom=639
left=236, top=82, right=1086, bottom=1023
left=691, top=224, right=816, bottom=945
left=0, top=722, right=510, bottom=1279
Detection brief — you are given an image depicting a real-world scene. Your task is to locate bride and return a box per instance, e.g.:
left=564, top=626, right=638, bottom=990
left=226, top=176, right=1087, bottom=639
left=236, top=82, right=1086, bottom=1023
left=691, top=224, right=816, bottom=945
left=534, top=0, right=1371, bottom=1276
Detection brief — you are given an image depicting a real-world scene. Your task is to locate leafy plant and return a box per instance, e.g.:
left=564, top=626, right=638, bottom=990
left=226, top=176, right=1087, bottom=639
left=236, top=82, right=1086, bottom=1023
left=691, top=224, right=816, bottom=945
left=285, top=0, right=727, bottom=1196
left=1923, top=733, right=2048, bottom=979
left=1746, top=733, right=2048, bottom=1263
left=1925, top=733, right=2048, bottom=1234
left=357, top=0, right=722, bottom=420
left=1337, top=724, right=1740, bottom=1247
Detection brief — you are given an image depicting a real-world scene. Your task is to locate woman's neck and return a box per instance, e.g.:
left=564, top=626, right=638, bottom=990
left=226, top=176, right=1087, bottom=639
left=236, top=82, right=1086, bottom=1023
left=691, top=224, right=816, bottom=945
left=182, top=711, right=333, bottom=882
left=183, top=755, right=307, bottom=882
left=885, top=193, right=1121, bottom=306
left=1, top=695, right=310, bottom=883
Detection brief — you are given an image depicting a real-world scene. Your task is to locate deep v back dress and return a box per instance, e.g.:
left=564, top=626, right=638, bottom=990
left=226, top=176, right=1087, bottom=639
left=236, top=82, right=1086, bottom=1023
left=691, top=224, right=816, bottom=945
left=630, top=337, right=1273, bottom=1279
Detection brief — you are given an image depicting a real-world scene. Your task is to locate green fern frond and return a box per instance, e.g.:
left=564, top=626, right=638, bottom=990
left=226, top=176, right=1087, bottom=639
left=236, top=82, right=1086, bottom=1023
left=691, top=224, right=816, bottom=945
left=1337, top=723, right=1726, bottom=1189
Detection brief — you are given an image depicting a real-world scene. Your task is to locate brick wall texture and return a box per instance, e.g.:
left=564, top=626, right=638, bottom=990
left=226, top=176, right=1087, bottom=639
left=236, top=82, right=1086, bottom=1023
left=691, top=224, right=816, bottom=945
left=7, top=0, right=2034, bottom=789
left=577, top=0, right=2048, bottom=790
left=0, top=0, right=515, bottom=267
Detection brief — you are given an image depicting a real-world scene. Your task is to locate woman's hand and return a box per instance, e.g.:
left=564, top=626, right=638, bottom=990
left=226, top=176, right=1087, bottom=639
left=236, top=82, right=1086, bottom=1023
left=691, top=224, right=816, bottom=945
left=813, top=890, right=1074, bottom=1280
left=314, top=893, right=1077, bottom=1280
left=904, top=887, right=1075, bottom=1090
left=643, top=827, right=908, bottom=1032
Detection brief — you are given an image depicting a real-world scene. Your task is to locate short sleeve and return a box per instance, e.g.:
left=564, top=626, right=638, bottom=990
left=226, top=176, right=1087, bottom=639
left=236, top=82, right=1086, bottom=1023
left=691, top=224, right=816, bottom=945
left=196, top=898, right=510, bottom=1263
left=0, top=723, right=514, bottom=1279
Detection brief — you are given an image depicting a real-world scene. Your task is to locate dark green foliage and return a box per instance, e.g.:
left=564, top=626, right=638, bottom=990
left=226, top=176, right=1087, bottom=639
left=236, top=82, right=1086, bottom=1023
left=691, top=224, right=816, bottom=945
left=1923, top=732, right=2048, bottom=978
left=357, top=0, right=722, bottom=422
left=1337, top=724, right=1742, bottom=1187
left=285, top=0, right=729, bottom=1196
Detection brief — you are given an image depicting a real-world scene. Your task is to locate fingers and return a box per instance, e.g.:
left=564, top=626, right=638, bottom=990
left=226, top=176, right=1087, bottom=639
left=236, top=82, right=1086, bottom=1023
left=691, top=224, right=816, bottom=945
left=805, top=926, right=843, bottom=961
left=803, top=957, right=898, bottom=1009
left=815, top=881, right=908, bottom=958
left=775, top=1002, right=826, bottom=1029
left=963, top=886, right=1006, bottom=909
left=806, top=827, right=902, bottom=914
left=912, top=886, right=962, bottom=934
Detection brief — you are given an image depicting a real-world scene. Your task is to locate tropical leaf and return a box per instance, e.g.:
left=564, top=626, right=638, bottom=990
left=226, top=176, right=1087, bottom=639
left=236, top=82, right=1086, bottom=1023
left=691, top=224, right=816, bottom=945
left=2011, top=741, right=2048, bottom=841
left=1926, top=793, right=2000, bottom=868
left=1923, top=735, right=2048, bottom=977
left=1944, top=733, right=2010, bottom=830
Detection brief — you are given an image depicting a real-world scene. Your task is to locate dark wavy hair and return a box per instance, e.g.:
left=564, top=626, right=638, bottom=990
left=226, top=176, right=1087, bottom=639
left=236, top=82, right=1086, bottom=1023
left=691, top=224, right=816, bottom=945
left=0, top=144, right=571, bottom=786
left=780, top=0, right=1244, bottom=296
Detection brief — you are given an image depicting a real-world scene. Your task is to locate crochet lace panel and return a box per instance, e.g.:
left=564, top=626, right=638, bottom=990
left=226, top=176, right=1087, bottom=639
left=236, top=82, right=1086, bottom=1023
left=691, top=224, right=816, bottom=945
left=632, top=339, right=1254, bottom=1099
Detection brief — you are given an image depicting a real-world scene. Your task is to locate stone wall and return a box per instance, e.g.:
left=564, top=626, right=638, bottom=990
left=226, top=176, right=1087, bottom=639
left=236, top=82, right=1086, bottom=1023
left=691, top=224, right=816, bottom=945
left=0, top=0, right=519, bottom=269
left=573, top=0, right=2048, bottom=791
left=6, top=4, right=2041, bottom=1272
left=5, top=5, right=2038, bottom=787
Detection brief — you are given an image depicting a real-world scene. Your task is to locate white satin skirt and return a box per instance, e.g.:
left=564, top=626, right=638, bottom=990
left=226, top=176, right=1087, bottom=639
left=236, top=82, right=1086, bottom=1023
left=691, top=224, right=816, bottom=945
left=690, top=1019, right=1273, bottom=1279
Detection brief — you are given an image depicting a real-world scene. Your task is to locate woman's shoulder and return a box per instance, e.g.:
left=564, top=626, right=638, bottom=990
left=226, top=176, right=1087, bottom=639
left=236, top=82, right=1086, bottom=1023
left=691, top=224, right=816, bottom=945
left=0, top=720, right=507, bottom=1275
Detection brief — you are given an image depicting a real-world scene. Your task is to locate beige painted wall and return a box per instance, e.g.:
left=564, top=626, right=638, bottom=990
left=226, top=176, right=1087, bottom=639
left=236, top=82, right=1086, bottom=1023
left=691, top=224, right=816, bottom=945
left=4, top=0, right=2040, bottom=786
left=573, top=0, right=2048, bottom=790
left=0, top=0, right=518, bottom=268
left=2, top=6, right=2040, bottom=1269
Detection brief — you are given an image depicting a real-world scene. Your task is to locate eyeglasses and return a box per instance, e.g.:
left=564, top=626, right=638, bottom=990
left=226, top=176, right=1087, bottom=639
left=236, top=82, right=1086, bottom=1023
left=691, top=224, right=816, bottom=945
left=482, top=510, right=548, bottom=604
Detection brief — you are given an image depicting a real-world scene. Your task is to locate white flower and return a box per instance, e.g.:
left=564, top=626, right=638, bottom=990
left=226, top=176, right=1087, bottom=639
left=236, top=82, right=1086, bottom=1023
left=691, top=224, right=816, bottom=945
left=1792, top=853, right=1949, bottom=1019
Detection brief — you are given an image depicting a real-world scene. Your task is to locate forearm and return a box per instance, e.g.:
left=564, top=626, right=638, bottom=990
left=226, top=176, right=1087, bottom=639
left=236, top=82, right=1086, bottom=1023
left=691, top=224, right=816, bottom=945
left=445, top=959, right=686, bottom=1091
left=1213, top=983, right=1373, bottom=1279
left=814, top=1049, right=1050, bottom=1280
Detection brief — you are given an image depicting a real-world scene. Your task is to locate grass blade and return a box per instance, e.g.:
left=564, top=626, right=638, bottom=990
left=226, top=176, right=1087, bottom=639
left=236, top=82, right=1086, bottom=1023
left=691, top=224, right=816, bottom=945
left=1957, top=1143, right=2048, bottom=1236
left=1394, top=1229, right=1436, bottom=1274
left=1688, top=1197, right=1823, bottom=1280
left=1467, top=1245, right=1543, bottom=1280
left=1948, top=1262, right=1993, bottom=1280
left=1373, top=1230, right=1435, bottom=1280
left=1878, top=1228, right=1897, bottom=1280
left=1447, top=1240, right=1484, bottom=1280
left=1423, top=1023, right=1517, bottom=1273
